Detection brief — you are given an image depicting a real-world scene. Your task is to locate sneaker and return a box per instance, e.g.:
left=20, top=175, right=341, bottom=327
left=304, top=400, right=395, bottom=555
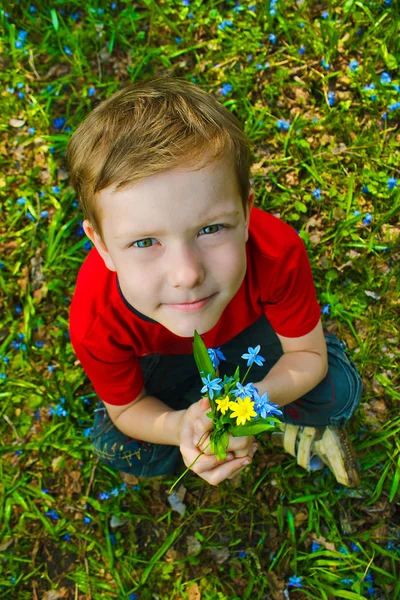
left=271, top=424, right=360, bottom=488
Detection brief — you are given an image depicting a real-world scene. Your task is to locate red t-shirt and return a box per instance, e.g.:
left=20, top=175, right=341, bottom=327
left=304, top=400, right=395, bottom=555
left=69, top=208, right=320, bottom=406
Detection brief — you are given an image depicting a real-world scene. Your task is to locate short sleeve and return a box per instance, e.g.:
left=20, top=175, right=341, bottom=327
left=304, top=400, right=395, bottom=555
left=260, top=224, right=321, bottom=337
left=70, top=327, right=144, bottom=406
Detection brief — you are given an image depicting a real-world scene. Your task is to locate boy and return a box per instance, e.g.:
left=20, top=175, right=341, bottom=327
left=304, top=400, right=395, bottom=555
left=67, top=76, right=362, bottom=488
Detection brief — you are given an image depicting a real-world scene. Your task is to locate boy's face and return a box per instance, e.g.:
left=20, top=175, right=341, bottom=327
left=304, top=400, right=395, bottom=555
left=83, top=156, right=254, bottom=338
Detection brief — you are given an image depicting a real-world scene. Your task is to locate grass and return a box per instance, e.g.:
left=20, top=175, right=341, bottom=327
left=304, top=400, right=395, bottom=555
left=0, top=0, right=399, bottom=598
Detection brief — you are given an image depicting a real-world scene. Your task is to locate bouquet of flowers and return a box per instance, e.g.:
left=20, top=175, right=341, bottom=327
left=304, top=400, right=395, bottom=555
left=193, top=330, right=283, bottom=460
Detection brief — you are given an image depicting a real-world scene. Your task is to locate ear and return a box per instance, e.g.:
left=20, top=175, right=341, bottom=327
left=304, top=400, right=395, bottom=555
left=83, top=220, right=117, bottom=272
left=244, top=187, right=255, bottom=242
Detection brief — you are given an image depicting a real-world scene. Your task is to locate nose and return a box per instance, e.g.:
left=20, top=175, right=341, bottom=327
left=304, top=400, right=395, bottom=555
left=167, top=243, right=205, bottom=289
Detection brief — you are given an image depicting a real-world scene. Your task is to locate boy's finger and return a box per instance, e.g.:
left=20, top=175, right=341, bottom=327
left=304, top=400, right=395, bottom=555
left=200, top=457, right=252, bottom=486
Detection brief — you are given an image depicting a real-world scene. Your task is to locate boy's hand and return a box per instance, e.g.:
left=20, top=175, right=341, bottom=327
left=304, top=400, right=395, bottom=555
left=178, top=398, right=258, bottom=486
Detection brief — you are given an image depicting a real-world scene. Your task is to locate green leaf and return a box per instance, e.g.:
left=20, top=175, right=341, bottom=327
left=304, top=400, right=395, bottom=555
left=193, top=330, right=216, bottom=379
left=295, top=200, right=307, bottom=213
left=230, top=422, right=275, bottom=436
left=50, top=9, right=59, bottom=31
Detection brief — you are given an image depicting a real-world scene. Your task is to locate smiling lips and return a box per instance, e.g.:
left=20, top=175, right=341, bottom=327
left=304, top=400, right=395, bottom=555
left=166, top=294, right=214, bottom=312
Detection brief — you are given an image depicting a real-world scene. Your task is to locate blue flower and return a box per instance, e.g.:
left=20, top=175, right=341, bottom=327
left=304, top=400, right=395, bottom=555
left=362, top=213, right=373, bottom=226
left=46, top=509, right=59, bottom=521
left=387, top=177, right=398, bottom=190
left=364, top=572, right=374, bottom=584
left=53, top=117, right=66, bottom=129
left=221, top=83, right=232, bottom=96
left=201, top=375, right=223, bottom=399
left=312, top=187, right=322, bottom=200
left=84, top=516, right=91, bottom=524
left=17, top=197, right=27, bottom=205
left=218, top=20, right=233, bottom=31
left=29, top=5, right=37, bottom=13
left=88, top=86, right=96, bottom=97
left=99, top=492, right=111, bottom=500
left=52, top=185, right=60, bottom=193
left=253, top=390, right=282, bottom=419
left=288, top=575, right=303, bottom=588
left=207, top=347, right=226, bottom=369
left=311, top=542, right=321, bottom=552
left=129, top=594, right=139, bottom=600
left=328, top=91, right=335, bottom=106
left=241, top=345, right=265, bottom=367
left=83, top=427, right=93, bottom=438
left=298, top=45, right=305, bottom=55
left=349, top=542, right=361, bottom=552
left=182, top=0, right=190, bottom=5
left=380, top=72, right=391, bottom=84
left=362, top=185, right=369, bottom=193
left=321, top=304, right=330, bottom=315
left=238, top=551, right=248, bottom=558
left=28, top=127, right=36, bottom=134
left=341, top=578, right=354, bottom=584
left=364, top=83, right=375, bottom=92
left=109, top=533, right=116, bottom=546
left=83, top=240, right=93, bottom=251
left=40, top=210, right=48, bottom=218
left=63, top=533, right=71, bottom=541
left=111, top=487, right=120, bottom=497
left=339, top=545, right=349, bottom=555
left=64, top=46, right=73, bottom=56
left=348, top=59, right=359, bottom=72
left=276, top=119, right=290, bottom=131
left=321, top=10, right=329, bottom=19
left=388, top=102, right=400, bottom=112
left=269, top=33, right=276, bottom=43
left=233, top=382, right=258, bottom=399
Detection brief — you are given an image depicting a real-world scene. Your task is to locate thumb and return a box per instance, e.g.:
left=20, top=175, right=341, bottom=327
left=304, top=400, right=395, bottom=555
left=200, top=396, right=211, bottom=411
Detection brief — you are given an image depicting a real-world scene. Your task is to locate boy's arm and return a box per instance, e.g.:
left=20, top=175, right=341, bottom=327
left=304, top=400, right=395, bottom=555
left=253, top=319, right=328, bottom=406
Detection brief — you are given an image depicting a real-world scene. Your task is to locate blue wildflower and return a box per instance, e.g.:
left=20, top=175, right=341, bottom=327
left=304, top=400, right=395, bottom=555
left=321, top=304, right=330, bottom=315
left=99, top=492, right=111, bottom=500
left=40, top=210, right=48, bottom=218
left=328, top=91, right=335, bottom=106
left=394, top=85, right=400, bottom=92
left=64, top=46, right=73, bottom=56
left=83, top=516, right=91, bottom=524
left=129, top=594, right=139, bottom=600
left=288, top=575, right=303, bottom=588
left=364, top=83, right=375, bottom=92
left=221, top=83, right=232, bottom=96
left=182, top=0, right=190, bottom=5
left=28, top=127, right=36, bottom=134
left=380, top=72, right=391, bottom=84
left=269, top=33, right=276, bottom=43
left=29, top=5, right=36, bottom=12
left=252, top=390, right=282, bottom=419
left=233, top=382, right=258, bottom=399
left=200, top=374, right=223, bottom=400
left=109, top=533, right=116, bottom=546
left=207, top=347, right=226, bottom=369
left=388, top=177, right=398, bottom=190
left=367, top=587, right=375, bottom=595
left=276, top=119, right=290, bottom=131
left=83, top=427, right=93, bottom=438
left=350, top=542, right=361, bottom=552
left=362, top=185, right=369, bottom=193
left=63, top=533, right=71, bottom=541
left=175, top=37, right=182, bottom=43
left=218, top=20, right=233, bottom=31
left=362, top=213, right=373, bottom=226
left=241, top=345, right=265, bottom=367
left=238, top=551, right=248, bottom=558
left=311, top=542, right=321, bottom=552
left=17, top=197, right=27, bottom=205
left=110, top=487, right=120, bottom=497
left=341, top=578, right=354, bottom=584
left=339, top=545, right=349, bottom=555
left=298, top=45, right=305, bottom=55
left=312, top=187, right=322, bottom=200
left=389, top=102, right=400, bottom=112
left=348, top=59, right=359, bottom=72
left=46, top=509, right=59, bottom=521
left=52, top=185, right=60, bottom=193
left=365, top=572, right=374, bottom=584
left=83, top=240, right=93, bottom=251
left=88, top=86, right=96, bottom=97
left=353, top=210, right=361, bottom=216
left=321, top=10, right=329, bottom=19
left=53, top=117, right=66, bottom=129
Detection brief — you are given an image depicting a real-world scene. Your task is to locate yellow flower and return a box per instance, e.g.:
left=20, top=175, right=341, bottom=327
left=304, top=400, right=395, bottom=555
left=228, top=396, right=257, bottom=426
left=216, top=395, right=231, bottom=414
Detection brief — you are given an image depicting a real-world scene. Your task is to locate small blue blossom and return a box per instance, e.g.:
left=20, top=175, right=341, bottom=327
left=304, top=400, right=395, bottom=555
left=339, top=545, right=349, bottom=555
left=28, top=127, right=36, bottom=134
left=83, top=427, right=93, bottom=438
left=276, top=119, right=290, bottom=131
left=40, top=210, right=48, bottom=218
left=341, top=578, right=354, bottom=585
left=328, top=91, right=335, bottom=106
left=367, top=587, right=375, bottom=595
left=17, top=197, right=27, bottom=205
left=321, top=304, right=330, bottom=316
left=233, top=382, right=258, bottom=399
left=48, top=365, right=56, bottom=372
left=269, top=33, right=276, bottom=43
left=109, top=533, right=116, bottom=546
left=238, top=551, right=248, bottom=558
left=83, top=240, right=93, bottom=251
left=53, top=117, right=66, bottom=129
left=35, top=341, right=45, bottom=348
left=207, top=347, right=226, bottom=369
left=110, top=487, right=120, bottom=497
left=298, top=45, right=305, bottom=55
left=99, top=492, right=111, bottom=500
left=393, top=85, right=400, bottom=92
left=252, top=390, right=282, bottom=419
left=380, top=72, right=391, bottom=84
left=129, top=594, right=139, bottom=600
left=364, top=83, right=375, bottom=92
left=64, top=46, right=73, bottom=56
left=349, top=542, right=361, bottom=552
left=46, top=509, right=59, bottom=521
left=362, top=185, right=369, bottom=193
left=312, top=187, right=322, bottom=200
left=348, top=59, right=359, bottom=72
left=353, top=210, right=361, bottom=216
left=71, top=12, right=80, bottom=20
left=29, top=5, right=37, bottom=13
left=311, top=542, right=321, bottom=552
left=182, top=0, right=190, bottom=5
left=256, top=62, right=269, bottom=70
left=365, top=572, right=374, bottom=584
left=362, top=213, right=373, bottom=226
left=288, top=575, right=303, bottom=588
left=200, top=374, right=223, bottom=400
left=241, top=345, right=265, bottom=367
left=63, top=533, right=71, bottom=541
left=389, top=102, right=400, bottom=112
left=221, top=83, right=232, bottom=96
left=388, top=177, right=398, bottom=190
left=175, top=37, right=182, bottom=43
left=321, top=10, right=329, bottom=19
left=218, top=20, right=233, bottom=31
left=88, top=86, right=96, bottom=97
left=52, top=185, right=61, bottom=193
left=84, top=516, right=91, bottom=524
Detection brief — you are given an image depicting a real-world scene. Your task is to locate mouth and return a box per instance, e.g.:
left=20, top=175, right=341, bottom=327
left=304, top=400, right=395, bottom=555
left=166, top=294, right=215, bottom=312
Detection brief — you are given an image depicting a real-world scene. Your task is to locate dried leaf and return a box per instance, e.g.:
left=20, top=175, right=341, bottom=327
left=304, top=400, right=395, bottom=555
left=9, top=118, right=26, bottom=127
left=210, top=547, right=229, bottom=564
left=311, top=535, right=336, bottom=552
left=186, top=535, right=201, bottom=556
left=188, top=583, right=201, bottom=600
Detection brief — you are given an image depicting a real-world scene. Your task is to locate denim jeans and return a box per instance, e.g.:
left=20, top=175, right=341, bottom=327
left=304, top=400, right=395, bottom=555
left=88, top=316, right=363, bottom=477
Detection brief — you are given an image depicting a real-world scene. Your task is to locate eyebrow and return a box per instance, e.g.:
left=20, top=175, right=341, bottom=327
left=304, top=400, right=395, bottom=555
left=113, top=210, right=241, bottom=239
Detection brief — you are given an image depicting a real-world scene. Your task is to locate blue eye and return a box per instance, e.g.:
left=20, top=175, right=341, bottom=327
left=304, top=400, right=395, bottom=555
left=199, top=224, right=224, bottom=235
left=131, top=238, right=157, bottom=248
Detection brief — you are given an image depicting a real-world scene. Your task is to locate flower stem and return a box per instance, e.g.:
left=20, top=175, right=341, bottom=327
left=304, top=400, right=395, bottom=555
left=168, top=442, right=211, bottom=494
left=241, top=364, right=253, bottom=385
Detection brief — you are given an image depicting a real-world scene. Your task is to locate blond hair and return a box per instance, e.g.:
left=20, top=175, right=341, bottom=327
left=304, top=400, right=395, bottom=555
left=67, top=76, right=253, bottom=244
